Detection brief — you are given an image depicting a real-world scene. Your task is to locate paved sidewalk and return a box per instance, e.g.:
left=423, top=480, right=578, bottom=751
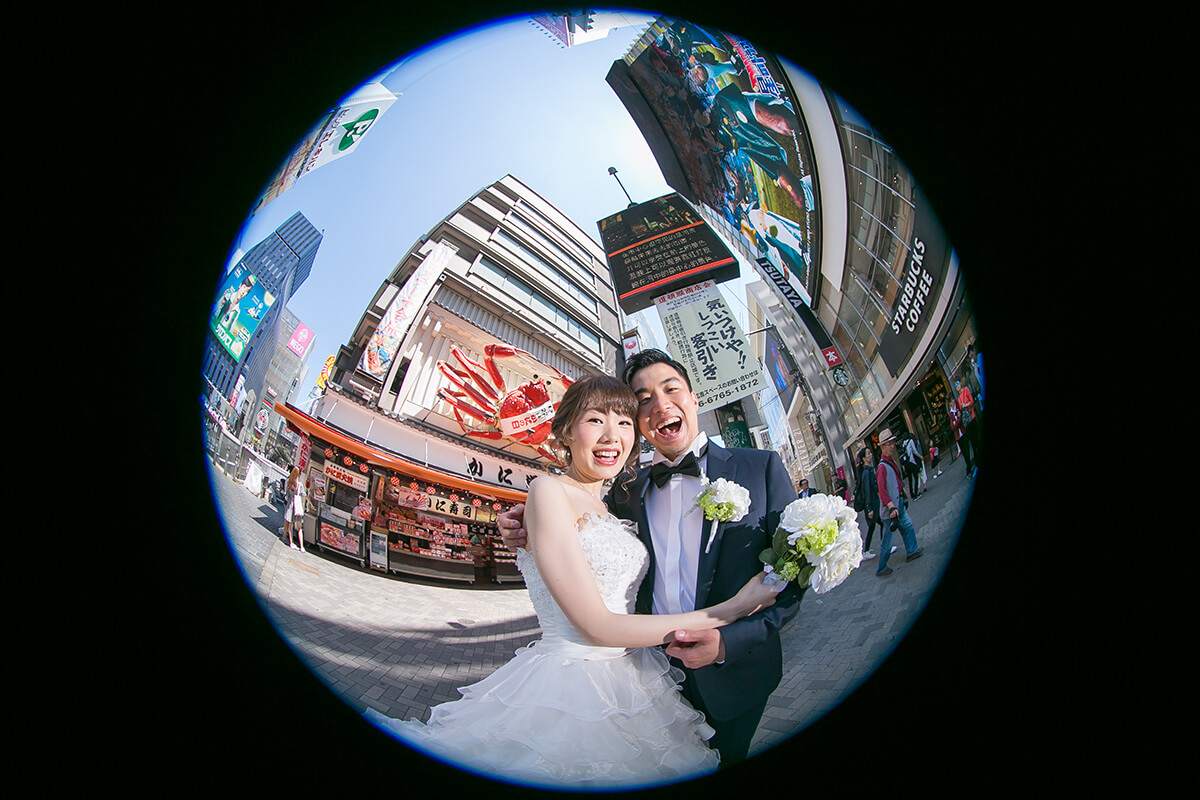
left=211, top=455, right=973, bottom=757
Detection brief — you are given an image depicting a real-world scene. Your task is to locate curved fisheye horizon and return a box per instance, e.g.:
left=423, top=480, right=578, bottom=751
left=156, top=2, right=1037, bottom=795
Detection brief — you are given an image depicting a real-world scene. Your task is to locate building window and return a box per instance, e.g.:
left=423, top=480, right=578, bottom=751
left=475, top=256, right=601, bottom=355
left=513, top=202, right=598, bottom=275
left=492, top=229, right=597, bottom=314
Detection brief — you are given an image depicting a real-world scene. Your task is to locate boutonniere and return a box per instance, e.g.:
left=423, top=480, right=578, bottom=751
left=760, top=494, right=863, bottom=594
left=691, top=477, right=751, bottom=553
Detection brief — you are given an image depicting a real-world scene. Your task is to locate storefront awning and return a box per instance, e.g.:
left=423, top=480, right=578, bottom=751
left=275, top=402, right=529, bottom=503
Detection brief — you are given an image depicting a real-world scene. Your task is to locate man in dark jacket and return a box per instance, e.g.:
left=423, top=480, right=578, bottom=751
left=856, top=446, right=882, bottom=560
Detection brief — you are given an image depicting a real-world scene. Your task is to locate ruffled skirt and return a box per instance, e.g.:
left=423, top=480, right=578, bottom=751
left=362, top=638, right=719, bottom=788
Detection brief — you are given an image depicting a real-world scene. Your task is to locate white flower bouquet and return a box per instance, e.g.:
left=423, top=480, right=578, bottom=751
left=760, top=493, right=863, bottom=594
left=691, top=477, right=751, bottom=554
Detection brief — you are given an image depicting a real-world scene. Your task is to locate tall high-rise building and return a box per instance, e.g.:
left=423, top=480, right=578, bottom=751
left=246, top=307, right=316, bottom=454
left=202, top=211, right=323, bottom=406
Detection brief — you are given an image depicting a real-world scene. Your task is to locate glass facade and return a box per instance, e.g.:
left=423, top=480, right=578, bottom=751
left=202, top=212, right=322, bottom=400
left=826, top=90, right=926, bottom=437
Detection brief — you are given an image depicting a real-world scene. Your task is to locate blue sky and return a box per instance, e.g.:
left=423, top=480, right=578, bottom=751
left=222, top=13, right=762, bottom=405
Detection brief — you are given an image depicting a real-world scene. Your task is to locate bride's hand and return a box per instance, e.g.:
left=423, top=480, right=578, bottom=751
left=731, top=571, right=779, bottom=618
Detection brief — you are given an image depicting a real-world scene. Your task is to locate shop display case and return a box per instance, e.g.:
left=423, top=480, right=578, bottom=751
left=486, top=527, right=524, bottom=584
left=373, top=476, right=509, bottom=584
left=281, top=423, right=528, bottom=586
left=312, top=460, right=370, bottom=566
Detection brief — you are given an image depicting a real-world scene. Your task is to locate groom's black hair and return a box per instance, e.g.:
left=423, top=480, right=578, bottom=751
left=621, top=348, right=693, bottom=391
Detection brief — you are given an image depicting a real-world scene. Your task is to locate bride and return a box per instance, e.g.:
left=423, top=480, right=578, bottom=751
left=362, top=375, right=780, bottom=788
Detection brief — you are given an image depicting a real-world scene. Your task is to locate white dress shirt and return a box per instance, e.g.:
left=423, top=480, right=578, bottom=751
left=645, top=432, right=709, bottom=616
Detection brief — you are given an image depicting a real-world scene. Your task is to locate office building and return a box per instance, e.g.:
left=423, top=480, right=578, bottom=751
left=275, top=175, right=621, bottom=583
left=201, top=211, right=323, bottom=421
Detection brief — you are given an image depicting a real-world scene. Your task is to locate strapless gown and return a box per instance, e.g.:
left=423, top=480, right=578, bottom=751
left=363, top=512, right=719, bottom=788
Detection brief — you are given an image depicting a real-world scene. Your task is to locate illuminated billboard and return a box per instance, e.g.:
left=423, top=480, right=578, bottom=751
left=607, top=16, right=820, bottom=302
left=597, top=192, right=738, bottom=312
left=210, top=263, right=275, bottom=361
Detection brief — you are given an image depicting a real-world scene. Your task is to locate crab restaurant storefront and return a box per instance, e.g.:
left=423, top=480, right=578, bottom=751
left=276, top=399, right=538, bottom=585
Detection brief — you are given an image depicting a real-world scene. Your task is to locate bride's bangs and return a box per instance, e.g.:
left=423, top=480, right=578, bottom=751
left=552, top=375, right=640, bottom=458
left=585, top=379, right=637, bottom=423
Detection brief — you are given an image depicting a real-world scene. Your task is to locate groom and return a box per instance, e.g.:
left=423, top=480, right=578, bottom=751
left=499, top=349, right=803, bottom=765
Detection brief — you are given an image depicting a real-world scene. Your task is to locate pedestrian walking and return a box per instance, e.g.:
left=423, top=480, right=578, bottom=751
left=949, top=395, right=972, bottom=473
left=956, top=379, right=980, bottom=476
left=970, top=341, right=985, bottom=411
left=797, top=478, right=818, bottom=498
left=901, top=434, right=926, bottom=498
left=855, top=446, right=885, bottom=561
left=929, top=442, right=943, bottom=478
left=832, top=475, right=848, bottom=503
left=874, top=429, right=923, bottom=577
left=282, top=466, right=306, bottom=551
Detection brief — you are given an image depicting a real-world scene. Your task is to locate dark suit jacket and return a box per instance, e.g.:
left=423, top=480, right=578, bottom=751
left=607, top=443, right=803, bottom=720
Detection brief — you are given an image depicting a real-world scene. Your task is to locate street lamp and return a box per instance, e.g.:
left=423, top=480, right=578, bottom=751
left=608, top=166, right=636, bottom=208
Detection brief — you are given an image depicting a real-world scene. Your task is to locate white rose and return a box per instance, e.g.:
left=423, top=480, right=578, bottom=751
left=709, top=478, right=751, bottom=516
left=807, top=526, right=864, bottom=595
left=779, top=493, right=840, bottom=532
left=779, top=497, right=812, bottom=533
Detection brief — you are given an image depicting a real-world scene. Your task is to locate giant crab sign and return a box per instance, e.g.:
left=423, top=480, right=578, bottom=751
left=436, top=343, right=574, bottom=464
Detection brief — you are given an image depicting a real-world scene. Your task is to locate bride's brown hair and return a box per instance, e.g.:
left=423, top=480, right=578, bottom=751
left=550, top=375, right=641, bottom=485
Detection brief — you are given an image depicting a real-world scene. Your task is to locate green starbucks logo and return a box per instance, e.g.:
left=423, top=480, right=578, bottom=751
left=339, top=109, right=379, bottom=151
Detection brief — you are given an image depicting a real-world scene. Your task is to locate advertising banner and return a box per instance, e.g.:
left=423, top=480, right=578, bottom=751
left=254, top=82, right=399, bottom=213
left=359, top=241, right=457, bottom=380
left=319, top=521, right=361, bottom=557
left=297, top=82, right=398, bottom=178
left=607, top=17, right=820, bottom=299
left=287, top=322, right=314, bottom=357
left=230, top=374, right=246, bottom=413
left=324, top=460, right=369, bottom=493
left=598, top=192, right=738, bottom=313
left=654, top=280, right=768, bottom=412
left=211, top=263, right=275, bottom=361
left=316, top=354, right=335, bottom=390
left=876, top=182, right=951, bottom=375
left=296, top=433, right=311, bottom=474
left=764, top=331, right=797, bottom=408
left=622, top=330, right=641, bottom=361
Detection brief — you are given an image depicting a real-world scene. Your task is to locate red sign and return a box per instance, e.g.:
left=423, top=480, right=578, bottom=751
left=297, top=434, right=311, bottom=474
left=821, top=347, right=842, bottom=367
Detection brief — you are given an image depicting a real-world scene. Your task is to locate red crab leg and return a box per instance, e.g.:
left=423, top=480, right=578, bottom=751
left=437, top=359, right=498, bottom=413
left=483, top=344, right=574, bottom=389
left=436, top=389, right=495, bottom=426
left=448, top=344, right=502, bottom=400
left=449, top=406, right=505, bottom=440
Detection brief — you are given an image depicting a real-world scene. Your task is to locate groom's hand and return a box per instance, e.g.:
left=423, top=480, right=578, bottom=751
left=666, top=629, right=725, bottom=668
left=497, top=503, right=527, bottom=550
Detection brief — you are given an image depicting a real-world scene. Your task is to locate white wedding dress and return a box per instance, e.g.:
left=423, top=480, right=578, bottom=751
left=362, top=512, right=719, bottom=788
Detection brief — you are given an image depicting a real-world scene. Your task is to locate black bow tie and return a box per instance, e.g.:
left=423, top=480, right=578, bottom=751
left=650, top=451, right=703, bottom=488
